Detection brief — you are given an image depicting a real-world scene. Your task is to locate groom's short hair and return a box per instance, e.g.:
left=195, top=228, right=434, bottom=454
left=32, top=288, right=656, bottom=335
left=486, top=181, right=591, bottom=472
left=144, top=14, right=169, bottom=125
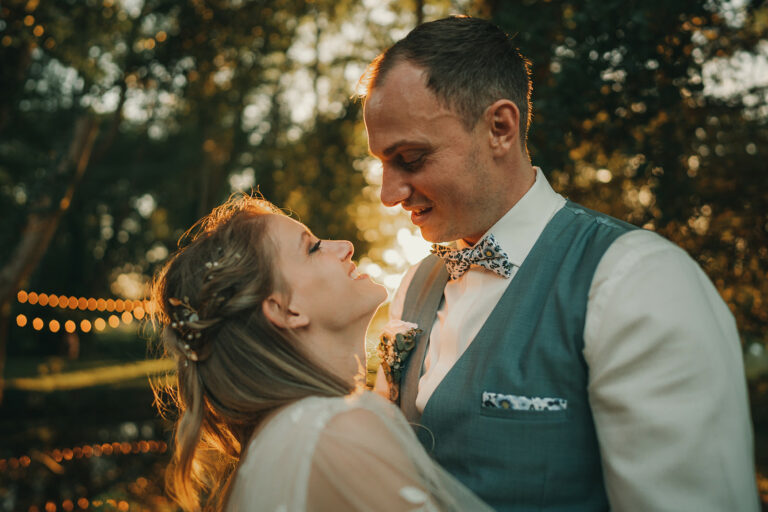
left=362, top=16, right=532, bottom=142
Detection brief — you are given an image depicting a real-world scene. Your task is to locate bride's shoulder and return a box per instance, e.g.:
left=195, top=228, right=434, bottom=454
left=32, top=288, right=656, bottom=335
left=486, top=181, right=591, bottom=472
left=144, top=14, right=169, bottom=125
left=250, top=392, right=396, bottom=441
left=268, top=392, right=402, bottom=438
left=295, top=390, right=396, bottom=420
left=313, top=392, right=411, bottom=446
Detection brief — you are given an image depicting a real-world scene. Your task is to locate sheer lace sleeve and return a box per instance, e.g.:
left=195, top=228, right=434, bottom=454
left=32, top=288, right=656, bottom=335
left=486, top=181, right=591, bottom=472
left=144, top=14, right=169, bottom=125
left=306, top=393, right=492, bottom=512
left=226, top=393, right=490, bottom=512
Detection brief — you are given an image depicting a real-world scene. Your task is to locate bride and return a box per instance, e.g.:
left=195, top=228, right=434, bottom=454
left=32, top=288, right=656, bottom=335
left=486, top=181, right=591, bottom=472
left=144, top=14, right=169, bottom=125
left=151, top=195, right=492, bottom=511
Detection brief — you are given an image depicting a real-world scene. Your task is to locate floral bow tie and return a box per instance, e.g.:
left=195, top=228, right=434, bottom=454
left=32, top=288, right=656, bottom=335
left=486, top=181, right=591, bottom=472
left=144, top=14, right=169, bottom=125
left=431, top=234, right=513, bottom=281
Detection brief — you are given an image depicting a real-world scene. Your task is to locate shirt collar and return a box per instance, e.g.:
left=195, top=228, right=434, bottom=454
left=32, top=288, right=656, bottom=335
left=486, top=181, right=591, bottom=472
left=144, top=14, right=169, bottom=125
left=456, top=167, right=566, bottom=268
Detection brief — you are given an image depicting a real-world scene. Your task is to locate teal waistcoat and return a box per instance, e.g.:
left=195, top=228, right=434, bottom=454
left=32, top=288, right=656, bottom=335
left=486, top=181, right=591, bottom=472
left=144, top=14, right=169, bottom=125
left=399, top=202, right=637, bottom=511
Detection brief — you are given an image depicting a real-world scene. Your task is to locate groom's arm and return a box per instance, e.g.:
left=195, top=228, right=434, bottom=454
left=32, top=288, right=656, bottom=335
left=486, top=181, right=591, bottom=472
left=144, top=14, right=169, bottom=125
left=584, top=229, right=759, bottom=511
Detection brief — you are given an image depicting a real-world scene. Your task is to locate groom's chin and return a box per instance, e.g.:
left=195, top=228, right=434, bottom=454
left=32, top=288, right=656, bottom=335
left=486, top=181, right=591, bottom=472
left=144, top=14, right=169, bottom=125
left=417, top=225, right=451, bottom=244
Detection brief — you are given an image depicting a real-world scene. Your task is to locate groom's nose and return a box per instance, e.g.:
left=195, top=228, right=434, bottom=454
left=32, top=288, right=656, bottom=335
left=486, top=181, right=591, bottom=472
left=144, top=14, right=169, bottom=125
left=380, top=167, right=411, bottom=207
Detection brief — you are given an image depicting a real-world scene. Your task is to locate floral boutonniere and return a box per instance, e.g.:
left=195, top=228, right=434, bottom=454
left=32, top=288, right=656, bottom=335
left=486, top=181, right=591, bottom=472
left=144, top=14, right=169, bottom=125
left=377, top=319, right=422, bottom=403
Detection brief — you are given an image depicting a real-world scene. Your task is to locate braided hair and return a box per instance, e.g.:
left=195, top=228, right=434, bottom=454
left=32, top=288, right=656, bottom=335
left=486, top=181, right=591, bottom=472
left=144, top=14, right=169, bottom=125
left=151, top=195, right=354, bottom=512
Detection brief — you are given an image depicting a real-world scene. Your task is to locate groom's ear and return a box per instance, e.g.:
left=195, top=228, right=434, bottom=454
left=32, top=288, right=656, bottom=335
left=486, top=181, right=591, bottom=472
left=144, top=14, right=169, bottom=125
left=485, top=99, right=520, bottom=157
left=262, top=293, right=310, bottom=330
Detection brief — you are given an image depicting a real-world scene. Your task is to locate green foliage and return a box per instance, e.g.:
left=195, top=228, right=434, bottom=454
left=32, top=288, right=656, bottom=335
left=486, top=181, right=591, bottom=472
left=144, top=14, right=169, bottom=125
left=0, top=0, right=397, bottom=309
left=491, top=0, right=768, bottom=343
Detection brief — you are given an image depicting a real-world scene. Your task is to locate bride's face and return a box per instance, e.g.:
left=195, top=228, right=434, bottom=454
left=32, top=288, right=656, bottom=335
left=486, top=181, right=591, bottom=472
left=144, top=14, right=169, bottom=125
left=267, top=214, right=387, bottom=332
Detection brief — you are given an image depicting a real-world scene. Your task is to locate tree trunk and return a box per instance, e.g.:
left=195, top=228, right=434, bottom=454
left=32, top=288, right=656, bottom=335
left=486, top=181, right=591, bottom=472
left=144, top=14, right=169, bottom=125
left=0, top=42, right=32, bottom=136
left=0, top=115, right=99, bottom=404
left=416, top=0, right=424, bottom=26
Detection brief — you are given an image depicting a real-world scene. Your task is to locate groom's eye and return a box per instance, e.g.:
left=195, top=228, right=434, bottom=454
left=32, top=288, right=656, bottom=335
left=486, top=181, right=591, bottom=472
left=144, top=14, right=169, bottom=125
left=398, top=154, right=425, bottom=172
left=308, top=239, right=322, bottom=254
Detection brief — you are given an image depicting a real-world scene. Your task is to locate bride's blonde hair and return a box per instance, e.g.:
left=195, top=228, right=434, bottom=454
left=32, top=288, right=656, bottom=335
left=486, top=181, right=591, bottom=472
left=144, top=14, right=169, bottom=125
left=151, top=195, right=354, bottom=511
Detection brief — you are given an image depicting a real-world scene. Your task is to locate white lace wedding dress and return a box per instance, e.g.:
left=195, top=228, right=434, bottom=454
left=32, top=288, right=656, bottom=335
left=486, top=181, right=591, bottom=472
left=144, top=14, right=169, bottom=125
left=226, top=391, right=492, bottom=511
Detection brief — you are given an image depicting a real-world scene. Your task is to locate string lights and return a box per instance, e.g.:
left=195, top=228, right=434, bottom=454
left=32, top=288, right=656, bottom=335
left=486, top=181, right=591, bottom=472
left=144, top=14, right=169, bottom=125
left=24, top=474, right=173, bottom=511
left=5, top=441, right=170, bottom=511
left=15, top=290, right=152, bottom=334
left=17, top=291, right=150, bottom=313
left=26, top=483, right=174, bottom=512
left=12, top=293, right=169, bottom=512
left=7, top=440, right=172, bottom=512
left=31, top=497, right=133, bottom=512
left=0, top=440, right=168, bottom=473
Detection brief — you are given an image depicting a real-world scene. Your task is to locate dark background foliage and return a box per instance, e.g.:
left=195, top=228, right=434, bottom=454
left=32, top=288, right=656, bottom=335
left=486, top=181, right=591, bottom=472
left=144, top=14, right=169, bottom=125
left=0, top=0, right=766, bottom=509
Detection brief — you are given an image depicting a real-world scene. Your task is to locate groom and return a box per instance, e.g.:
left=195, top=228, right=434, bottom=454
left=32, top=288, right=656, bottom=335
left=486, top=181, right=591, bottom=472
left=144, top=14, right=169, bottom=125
left=363, top=16, right=759, bottom=511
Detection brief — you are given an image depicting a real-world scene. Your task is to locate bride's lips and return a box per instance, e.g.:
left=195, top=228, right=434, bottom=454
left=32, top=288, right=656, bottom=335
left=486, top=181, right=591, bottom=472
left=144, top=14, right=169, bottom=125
left=409, top=207, right=433, bottom=226
left=348, top=264, right=369, bottom=281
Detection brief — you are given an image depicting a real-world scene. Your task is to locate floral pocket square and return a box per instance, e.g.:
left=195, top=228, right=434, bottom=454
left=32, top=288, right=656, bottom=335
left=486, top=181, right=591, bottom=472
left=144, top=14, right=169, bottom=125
left=482, top=391, right=567, bottom=411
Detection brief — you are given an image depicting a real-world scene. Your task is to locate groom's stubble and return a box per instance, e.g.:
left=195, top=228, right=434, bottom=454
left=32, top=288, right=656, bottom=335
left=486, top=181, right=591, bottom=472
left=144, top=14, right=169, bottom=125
left=364, top=64, right=515, bottom=245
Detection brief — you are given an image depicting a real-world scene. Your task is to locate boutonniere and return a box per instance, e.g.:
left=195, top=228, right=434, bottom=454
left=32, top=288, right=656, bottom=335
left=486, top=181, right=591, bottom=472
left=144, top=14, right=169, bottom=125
left=377, top=319, right=422, bottom=403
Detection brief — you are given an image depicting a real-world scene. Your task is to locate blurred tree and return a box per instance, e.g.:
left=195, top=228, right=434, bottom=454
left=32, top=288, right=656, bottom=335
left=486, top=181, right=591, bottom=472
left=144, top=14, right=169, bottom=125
left=483, top=0, right=768, bottom=346
left=0, top=0, right=449, bottom=402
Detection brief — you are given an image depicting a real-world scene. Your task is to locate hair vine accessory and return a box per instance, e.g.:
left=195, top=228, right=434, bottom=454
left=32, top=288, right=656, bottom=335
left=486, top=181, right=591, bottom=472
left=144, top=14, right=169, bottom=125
left=204, top=252, right=221, bottom=281
left=168, top=296, right=203, bottom=364
left=203, top=246, right=243, bottom=280
left=179, top=341, right=199, bottom=365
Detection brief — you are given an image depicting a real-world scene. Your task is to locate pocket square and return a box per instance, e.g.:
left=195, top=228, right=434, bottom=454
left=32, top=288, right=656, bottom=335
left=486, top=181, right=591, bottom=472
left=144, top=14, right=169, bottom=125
left=482, top=391, right=567, bottom=411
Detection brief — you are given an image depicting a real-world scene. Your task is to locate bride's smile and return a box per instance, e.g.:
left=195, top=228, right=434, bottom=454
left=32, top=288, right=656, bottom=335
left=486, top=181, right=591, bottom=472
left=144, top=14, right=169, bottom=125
left=266, top=214, right=387, bottom=332
left=262, top=214, right=387, bottom=383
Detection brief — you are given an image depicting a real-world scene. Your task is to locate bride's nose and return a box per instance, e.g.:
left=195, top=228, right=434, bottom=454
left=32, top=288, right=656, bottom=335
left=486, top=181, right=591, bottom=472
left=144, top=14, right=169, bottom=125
left=331, top=240, right=354, bottom=260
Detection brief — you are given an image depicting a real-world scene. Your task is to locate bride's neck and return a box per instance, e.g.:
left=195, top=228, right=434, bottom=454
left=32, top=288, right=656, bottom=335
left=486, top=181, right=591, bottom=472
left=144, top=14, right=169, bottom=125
left=301, top=319, right=369, bottom=387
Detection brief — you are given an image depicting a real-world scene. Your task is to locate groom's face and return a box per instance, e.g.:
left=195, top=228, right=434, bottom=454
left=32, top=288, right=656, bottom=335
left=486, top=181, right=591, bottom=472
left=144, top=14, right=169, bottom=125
left=364, top=61, right=500, bottom=244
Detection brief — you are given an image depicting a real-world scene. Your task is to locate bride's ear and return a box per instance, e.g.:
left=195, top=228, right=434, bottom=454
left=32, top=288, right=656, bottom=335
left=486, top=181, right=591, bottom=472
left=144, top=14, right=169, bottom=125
left=262, top=293, right=309, bottom=330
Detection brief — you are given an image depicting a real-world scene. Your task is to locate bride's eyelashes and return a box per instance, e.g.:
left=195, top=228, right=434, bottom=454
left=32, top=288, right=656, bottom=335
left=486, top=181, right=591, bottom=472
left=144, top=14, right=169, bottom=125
left=308, top=239, right=322, bottom=254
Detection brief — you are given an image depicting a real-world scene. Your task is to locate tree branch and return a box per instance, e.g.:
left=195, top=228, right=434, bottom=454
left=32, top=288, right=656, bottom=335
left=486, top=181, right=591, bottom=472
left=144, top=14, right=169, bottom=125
left=0, top=115, right=99, bottom=403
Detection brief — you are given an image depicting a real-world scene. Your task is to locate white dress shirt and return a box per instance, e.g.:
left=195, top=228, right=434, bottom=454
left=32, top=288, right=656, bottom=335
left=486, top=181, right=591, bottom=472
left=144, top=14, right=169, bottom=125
left=376, top=168, right=758, bottom=511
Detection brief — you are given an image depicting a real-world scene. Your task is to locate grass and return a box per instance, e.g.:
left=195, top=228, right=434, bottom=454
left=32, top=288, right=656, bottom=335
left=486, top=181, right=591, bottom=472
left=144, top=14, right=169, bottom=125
left=5, top=358, right=174, bottom=392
